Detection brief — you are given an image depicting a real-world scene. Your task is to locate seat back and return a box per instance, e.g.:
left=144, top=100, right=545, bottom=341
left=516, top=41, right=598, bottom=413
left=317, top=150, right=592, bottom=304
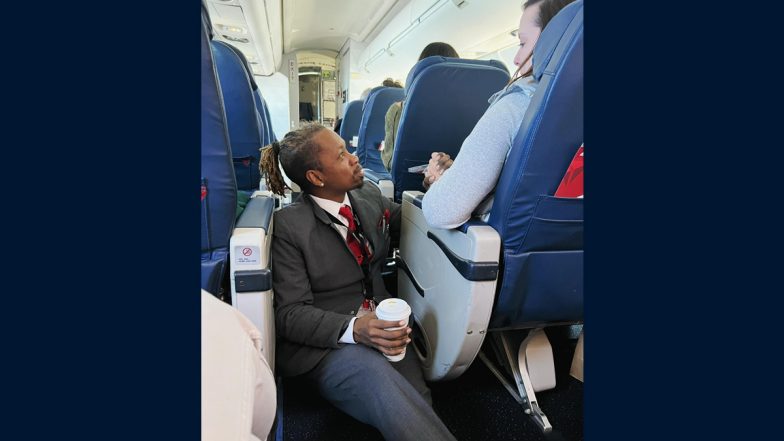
left=201, top=12, right=237, bottom=295
left=391, top=57, right=510, bottom=201
left=487, top=0, right=584, bottom=328
left=257, top=93, right=277, bottom=144
left=356, top=86, right=405, bottom=174
left=220, top=42, right=277, bottom=145
left=211, top=40, right=264, bottom=191
left=339, top=100, right=363, bottom=152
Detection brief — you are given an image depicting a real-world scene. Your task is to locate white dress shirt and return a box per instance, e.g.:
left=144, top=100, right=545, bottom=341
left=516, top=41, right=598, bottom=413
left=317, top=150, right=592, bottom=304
left=310, top=194, right=358, bottom=344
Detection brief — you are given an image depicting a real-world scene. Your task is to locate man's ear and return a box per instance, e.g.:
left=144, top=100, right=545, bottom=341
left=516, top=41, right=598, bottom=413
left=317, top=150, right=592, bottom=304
left=305, top=170, right=323, bottom=187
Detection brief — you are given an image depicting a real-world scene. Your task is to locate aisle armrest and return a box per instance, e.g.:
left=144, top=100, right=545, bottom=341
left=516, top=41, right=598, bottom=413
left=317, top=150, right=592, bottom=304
left=230, top=195, right=276, bottom=369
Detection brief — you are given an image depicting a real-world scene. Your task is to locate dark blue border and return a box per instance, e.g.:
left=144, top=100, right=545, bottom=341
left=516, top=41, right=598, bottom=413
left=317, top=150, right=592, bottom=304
left=586, top=2, right=780, bottom=439
left=5, top=3, right=199, bottom=438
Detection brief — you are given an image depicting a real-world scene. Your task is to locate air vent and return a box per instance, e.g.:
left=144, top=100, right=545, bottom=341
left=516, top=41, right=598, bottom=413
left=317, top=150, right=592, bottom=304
left=222, top=34, right=249, bottom=43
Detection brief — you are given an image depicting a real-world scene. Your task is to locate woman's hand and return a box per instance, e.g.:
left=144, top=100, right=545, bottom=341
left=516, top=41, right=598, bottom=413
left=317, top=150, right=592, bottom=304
left=422, top=152, right=453, bottom=190
left=353, top=312, right=411, bottom=356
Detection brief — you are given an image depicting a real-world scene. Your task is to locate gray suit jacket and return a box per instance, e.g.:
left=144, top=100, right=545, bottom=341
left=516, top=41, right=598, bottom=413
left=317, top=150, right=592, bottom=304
left=271, top=184, right=401, bottom=377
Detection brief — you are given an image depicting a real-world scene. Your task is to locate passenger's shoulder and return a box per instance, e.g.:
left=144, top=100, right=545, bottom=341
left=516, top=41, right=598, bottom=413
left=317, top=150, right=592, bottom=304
left=488, top=77, right=538, bottom=106
left=385, top=101, right=402, bottom=116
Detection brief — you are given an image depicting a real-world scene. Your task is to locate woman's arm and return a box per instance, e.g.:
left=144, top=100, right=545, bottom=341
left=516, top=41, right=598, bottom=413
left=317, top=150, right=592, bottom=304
left=422, top=91, right=532, bottom=229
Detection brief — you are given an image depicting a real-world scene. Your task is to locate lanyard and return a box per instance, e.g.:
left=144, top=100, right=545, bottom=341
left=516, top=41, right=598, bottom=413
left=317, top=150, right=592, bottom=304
left=325, top=210, right=374, bottom=300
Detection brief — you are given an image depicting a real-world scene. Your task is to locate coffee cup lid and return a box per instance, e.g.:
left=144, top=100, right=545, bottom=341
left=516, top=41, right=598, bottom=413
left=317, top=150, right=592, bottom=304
left=376, top=298, right=411, bottom=319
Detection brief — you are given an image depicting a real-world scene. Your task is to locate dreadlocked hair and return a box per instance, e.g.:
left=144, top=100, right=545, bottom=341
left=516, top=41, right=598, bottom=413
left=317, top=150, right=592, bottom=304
left=260, top=142, right=287, bottom=195
left=259, top=121, right=326, bottom=196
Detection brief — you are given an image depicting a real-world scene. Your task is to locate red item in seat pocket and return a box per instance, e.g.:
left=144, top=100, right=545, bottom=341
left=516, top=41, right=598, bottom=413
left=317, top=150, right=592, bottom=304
left=554, top=144, right=583, bottom=198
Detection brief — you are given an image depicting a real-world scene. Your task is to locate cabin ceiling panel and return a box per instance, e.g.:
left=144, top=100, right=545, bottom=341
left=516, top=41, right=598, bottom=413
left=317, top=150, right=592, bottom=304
left=283, top=0, right=401, bottom=53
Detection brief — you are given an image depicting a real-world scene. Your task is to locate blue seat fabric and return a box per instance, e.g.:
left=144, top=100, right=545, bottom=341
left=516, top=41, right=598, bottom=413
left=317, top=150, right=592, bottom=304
left=486, top=0, right=584, bottom=329
left=356, top=86, right=405, bottom=174
left=391, top=57, right=509, bottom=201
left=339, top=100, right=363, bottom=153
left=211, top=40, right=264, bottom=191
left=201, top=13, right=237, bottom=295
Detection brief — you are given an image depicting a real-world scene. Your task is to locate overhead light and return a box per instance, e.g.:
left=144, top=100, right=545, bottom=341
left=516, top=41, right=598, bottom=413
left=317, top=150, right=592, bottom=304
left=222, top=34, right=250, bottom=43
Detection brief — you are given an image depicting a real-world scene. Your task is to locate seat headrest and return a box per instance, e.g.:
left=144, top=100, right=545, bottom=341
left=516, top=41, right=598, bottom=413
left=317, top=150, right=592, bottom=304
left=405, top=56, right=508, bottom=94
left=362, top=86, right=387, bottom=110
left=212, top=40, right=259, bottom=91
left=220, top=42, right=259, bottom=92
left=533, top=0, right=583, bottom=81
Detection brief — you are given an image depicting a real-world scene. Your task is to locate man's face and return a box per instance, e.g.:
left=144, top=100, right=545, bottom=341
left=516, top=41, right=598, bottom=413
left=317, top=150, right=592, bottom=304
left=312, top=129, right=364, bottom=194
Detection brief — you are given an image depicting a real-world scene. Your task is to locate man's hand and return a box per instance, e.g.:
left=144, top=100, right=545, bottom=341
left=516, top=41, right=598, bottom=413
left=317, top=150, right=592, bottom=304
left=353, top=312, right=411, bottom=357
left=422, top=152, right=453, bottom=190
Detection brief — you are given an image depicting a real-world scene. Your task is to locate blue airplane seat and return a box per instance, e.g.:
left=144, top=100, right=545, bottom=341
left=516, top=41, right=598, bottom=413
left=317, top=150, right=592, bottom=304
left=201, top=13, right=237, bottom=296
left=339, top=100, right=363, bottom=153
left=390, top=57, right=510, bottom=201
left=487, top=0, right=583, bottom=329
left=211, top=40, right=264, bottom=191
left=356, top=86, right=405, bottom=175
left=258, top=93, right=277, bottom=144
left=395, top=1, right=583, bottom=432
left=220, top=42, right=277, bottom=145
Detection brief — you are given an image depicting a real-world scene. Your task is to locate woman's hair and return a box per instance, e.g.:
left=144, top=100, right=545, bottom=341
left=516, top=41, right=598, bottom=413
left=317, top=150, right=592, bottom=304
left=418, top=42, right=460, bottom=61
left=509, top=0, right=575, bottom=83
left=382, top=78, right=403, bottom=88
left=259, top=122, right=326, bottom=196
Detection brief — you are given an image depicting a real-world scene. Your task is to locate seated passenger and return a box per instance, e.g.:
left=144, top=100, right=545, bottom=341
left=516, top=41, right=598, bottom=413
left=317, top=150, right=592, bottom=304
left=258, top=123, right=456, bottom=441
left=422, top=0, right=575, bottom=228
left=382, top=77, right=403, bottom=88
left=382, top=42, right=460, bottom=171
left=201, top=290, right=276, bottom=441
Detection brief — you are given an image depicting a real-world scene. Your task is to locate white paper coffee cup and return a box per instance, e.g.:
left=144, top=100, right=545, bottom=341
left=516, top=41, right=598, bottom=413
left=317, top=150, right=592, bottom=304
left=375, top=298, right=412, bottom=362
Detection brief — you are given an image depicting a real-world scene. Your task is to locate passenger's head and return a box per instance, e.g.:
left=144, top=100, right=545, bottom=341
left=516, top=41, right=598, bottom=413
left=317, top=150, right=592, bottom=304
left=418, top=42, right=459, bottom=61
left=360, top=87, right=373, bottom=101
left=512, top=0, right=575, bottom=81
left=260, top=122, right=364, bottom=198
left=382, top=78, right=403, bottom=88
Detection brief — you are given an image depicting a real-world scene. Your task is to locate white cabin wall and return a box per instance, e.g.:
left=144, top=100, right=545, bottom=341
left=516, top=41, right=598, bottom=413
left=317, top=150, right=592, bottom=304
left=336, top=44, right=351, bottom=118
left=347, top=40, right=377, bottom=103
left=355, top=0, right=521, bottom=87
left=254, top=72, right=290, bottom=139
left=279, top=52, right=300, bottom=130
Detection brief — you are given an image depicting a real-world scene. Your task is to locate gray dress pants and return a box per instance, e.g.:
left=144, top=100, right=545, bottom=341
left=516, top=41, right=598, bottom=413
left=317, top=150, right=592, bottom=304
left=303, top=344, right=456, bottom=441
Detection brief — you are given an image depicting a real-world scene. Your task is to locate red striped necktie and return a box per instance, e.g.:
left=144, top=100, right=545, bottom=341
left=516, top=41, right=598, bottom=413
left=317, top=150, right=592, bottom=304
left=338, top=204, right=365, bottom=265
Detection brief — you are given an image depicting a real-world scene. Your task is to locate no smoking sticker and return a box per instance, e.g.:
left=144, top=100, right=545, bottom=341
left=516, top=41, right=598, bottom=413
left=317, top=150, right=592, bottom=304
left=234, top=246, right=261, bottom=265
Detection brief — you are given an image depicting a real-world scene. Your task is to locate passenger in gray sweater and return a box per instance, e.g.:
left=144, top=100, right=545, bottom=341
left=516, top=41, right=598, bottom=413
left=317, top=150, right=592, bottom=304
left=422, top=0, right=574, bottom=229
left=422, top=77, right=536, bottom=228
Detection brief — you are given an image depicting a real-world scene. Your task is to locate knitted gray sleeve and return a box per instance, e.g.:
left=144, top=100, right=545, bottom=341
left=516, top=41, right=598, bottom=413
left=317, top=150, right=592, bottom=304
left=422, top=90, right=532, bottom=229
